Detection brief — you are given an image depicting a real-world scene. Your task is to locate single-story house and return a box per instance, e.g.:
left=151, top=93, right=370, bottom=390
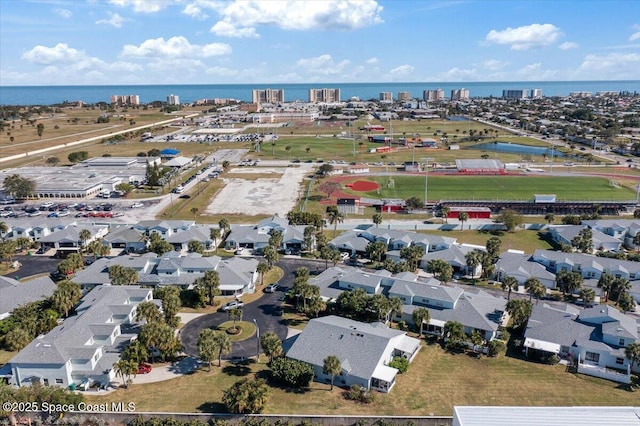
left=532, top=249, right=640, bottom=282
left=496, top=252, right=557, bottom=289
left=286, top=315, right=420, bottom=393
left=548, top=225, right=622, bottom=252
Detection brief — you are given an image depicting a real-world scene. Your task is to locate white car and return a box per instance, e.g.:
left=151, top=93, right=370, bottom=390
left=131, top=202, right=144, bottom=208
left=221, top=300, right=244, bottom=311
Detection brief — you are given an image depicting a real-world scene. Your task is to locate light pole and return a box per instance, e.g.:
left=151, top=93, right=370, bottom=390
left=421, top=157, right=434, bottom=208
left=253, top=319, right=260, bottom=359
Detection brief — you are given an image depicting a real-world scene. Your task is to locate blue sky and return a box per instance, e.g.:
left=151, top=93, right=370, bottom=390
left=1, top=0, right=639, bottom=85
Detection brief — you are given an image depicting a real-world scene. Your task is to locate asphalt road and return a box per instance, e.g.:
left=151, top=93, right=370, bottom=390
left=3, top=254, right=59, bottom=279
left=179, top=258, right=326, bottom=359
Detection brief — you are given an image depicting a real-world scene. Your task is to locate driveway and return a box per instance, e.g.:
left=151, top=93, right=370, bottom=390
left=179, top=258, right=326, bottom=359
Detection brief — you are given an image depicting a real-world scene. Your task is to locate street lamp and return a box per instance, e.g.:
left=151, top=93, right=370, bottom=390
left=421, top=157, right=434, bottom=208
left=253, top=319, right=260, bottom=359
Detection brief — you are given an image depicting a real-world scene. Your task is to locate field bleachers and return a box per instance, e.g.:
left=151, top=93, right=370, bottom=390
left=438, top=200, right=636, bottom=216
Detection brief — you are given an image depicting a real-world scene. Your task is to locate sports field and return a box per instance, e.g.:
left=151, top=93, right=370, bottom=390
left=343, top=175, right=637, bottom=202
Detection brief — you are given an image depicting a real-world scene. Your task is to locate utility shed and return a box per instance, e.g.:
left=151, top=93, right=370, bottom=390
left=452, top=406, right=640, bottom=426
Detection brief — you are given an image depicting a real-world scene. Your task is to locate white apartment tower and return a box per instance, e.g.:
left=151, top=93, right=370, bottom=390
left=166, top=94, right=180, bottom=105
left=503, top=89, right=529, bottom=100
left=379, top=92, right=393, bottom=102
left=252, top=89, right=285, bottom=104
left=308, top=88, right=341, bottom=103
left=450, top=88, right=470, bottom=101
left=423, top=89, right=444, bottom=102
left=397, top=91, right=411, bottom=102
left=530, top=89, right=543, bottom=99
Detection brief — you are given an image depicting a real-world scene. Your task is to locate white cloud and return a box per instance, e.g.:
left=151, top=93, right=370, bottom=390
left=108, top=0, right=171, bottom=13
left=210, top=21, right=259, bottom=38
left=559, top=41, right=579, bottom=50
left=183, top=4, right=209, bottom=20
left=515, top=63, right=559, bottom=80
left=205, top=66, right=237, bottom=77
left=578, top=52, right=640, bottom=79
left=121, top=36, right=231, bottom=58
left=210, top=0, right=383, bottom=37
left=53, top=8, right=72, bottom=19
left=366, top=57, right=379, bottom=64
left=96, top=12, right=126, bottom=28
left=22, top=43, right=84, bottom=65
left=435, top=67, right=479, bottom=81
left=296, top=54, right=350, bottom=75
left=483, top=59, right=507, bottom=70
left=630, top=25, right=640, bottom=41
left=485, top=23, right=562, bottom=50
left=387, top=64, right=414, bottom=77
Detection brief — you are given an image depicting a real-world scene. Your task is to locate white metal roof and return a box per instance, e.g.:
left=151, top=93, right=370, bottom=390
left=453, top=406, right=640, bottom=426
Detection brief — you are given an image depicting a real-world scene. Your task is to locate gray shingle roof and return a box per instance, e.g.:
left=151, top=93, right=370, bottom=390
left=286, top=315, right=416, bottom=382
left=0, top=276, right=57, bottom=317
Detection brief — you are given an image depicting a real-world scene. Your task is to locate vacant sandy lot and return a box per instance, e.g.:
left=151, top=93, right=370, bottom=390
left=205, top=166, right=309, bottom=216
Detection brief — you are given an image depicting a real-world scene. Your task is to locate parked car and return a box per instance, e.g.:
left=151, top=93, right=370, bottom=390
left=179, top=194, right=191, bottom=199
left=221, top=300, right=244, bottom=311
left=131, top=202, right=144, bottom=208
left=137, top=363, right=152, bottom=374
left=264, top=283, right=279, bottom=293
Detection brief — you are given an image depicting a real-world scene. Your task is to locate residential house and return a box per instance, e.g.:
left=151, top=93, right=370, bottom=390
left=133, top=220, right=195, bottom=239
left=225, top=214, right=305, bottom=252
left=286, top=315, right=420, bottom=392
left=38, top=225, right=109, bottom=255
left=548, top=225, right=622, bottom=252
left=420, top=244, right=484, bottom=277
left=496, top=252, right=557, bottom=289
left=102, top=226, right=146, bottom=253
left=524, top=304, right=639, bottom=383
left=532, top=249, right=640, bottom=282
left=0, top=276, right=57, bottom=320
left=72, top=252, right=258, bottom=295
left=165, top=225, right=215, bottom=252
left=6, top=286, right=154, bottom=388
left=582, top=219, right=640, bottom=249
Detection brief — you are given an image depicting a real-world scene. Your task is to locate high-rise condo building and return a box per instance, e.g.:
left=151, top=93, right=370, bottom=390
left=379, top=92, right=393, bottom=102
left=423, top=89, right=444, bottom=102
left=530, top=89, right=543, bottom=99
left=252, top=89, right=285, bottom=104
left=166, top=94, right=180, bottom=105
left=308, top=88, right=341, bottom=103
left=397, top=91, right=411, bottom=102
left=502, top=89, right=529, bottom=100
left=110, top=95, right=140, bottom=106
left=450, top=88, right=470, bottom=101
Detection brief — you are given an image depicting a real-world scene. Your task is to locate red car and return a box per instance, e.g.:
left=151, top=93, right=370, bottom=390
left=137, top=363, right=152, bottom=374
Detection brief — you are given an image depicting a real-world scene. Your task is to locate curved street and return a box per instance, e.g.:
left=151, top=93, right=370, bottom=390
left=179, top=258, right=325, bottom=359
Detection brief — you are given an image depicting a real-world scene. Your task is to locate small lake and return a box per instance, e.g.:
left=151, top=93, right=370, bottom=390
left=472, top=141, right=567, bottom=158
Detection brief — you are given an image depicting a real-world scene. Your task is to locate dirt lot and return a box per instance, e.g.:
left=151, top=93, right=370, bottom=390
left=204, top=164, right=312, bottom=217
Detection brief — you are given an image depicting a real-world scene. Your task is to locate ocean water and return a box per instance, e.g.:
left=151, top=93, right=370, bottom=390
left=0, top=81, right=639, bottom=106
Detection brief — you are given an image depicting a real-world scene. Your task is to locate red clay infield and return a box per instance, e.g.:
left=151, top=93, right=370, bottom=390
left=346, top=180, right=380, bottom=191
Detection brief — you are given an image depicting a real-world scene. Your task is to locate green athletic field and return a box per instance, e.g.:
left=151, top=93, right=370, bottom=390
left=346, top=175, right=637, bottom=202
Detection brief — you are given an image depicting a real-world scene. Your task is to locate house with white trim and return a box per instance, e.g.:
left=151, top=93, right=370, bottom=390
left=5, top=286, right=153, bottom=389
left=286, top=315, right=420, bottom=392
left=523, top=303, right=639, bottom=383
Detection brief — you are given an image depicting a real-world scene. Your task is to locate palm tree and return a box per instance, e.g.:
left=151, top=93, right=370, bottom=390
left=229, top=307, right=243, bottom=333
left=260, top=332, right=283, bottom=364
left=256, top=261, right=270, bottom=287
left=195, top=270, right=221, bottom=306
left=79, top=228, right=92, bottom=251
left=501, top=275, right=519, bottom=301
left=524, top=278, right=546, bottom=303
left=440, top=206, right=450, bottom=223
left=388, top=296, right=403, bottom=326
left=579, top=288, right=596, bottom=307
left=327, top=209, right=345, bottom=237
left=197, top=328, right=218, bottom=371
left=544, top=213, right=555, bottom=225
left=465, top=250, right=481, bottom=278
left=305, top=146, right=311, bottom=159
left=597, top=272, right=614, bottom=302
left=190, top=207, right=199, bottom=221
left=136, top=301, right=162, bottom=324
left=458, top=211, right=469, bottom=230
left=213, top=331, right=232, bottom=367
left=210, top=228, right=221, bottom=253
left=625, top=342, right=640, bottom=372
left=323, top=355, right=342, bottom=390
left=556, top=270, right=583, bottom=298
left=113, top=359, right=138, bottom=388
left=372, top=213, right=382, bottom=227
left=51, top=280, right=82, bottom=318
left=285, top=145, right=291, bottom=160
left=218, top=218, right=230, bottom=236
left=505, top=299, right=533, bottom=329
left=412, top=307, right=431, bottom=337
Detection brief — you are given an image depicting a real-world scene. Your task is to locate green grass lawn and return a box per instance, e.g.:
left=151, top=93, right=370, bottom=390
left=420, top=229, right=557, bottom=253
left=84, top=340, right=639, bottom=415
left=342, top=175, right=636, bottom=202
